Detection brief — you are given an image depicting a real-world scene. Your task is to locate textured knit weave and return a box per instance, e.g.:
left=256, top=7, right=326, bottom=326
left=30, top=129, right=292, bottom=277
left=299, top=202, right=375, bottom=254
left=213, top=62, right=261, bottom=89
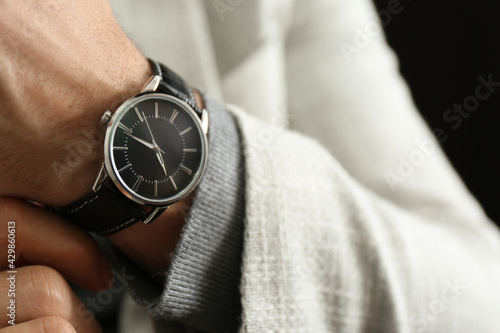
left=230, top=104, right=500, bottom=332
left=109, top=0, right=500, bottom=332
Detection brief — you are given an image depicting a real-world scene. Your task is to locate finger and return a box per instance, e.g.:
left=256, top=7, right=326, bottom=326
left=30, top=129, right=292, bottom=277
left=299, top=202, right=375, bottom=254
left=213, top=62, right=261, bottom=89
left=0, top=316, right=76, bottom=333
left=0, top=266, right=101, bottom=332
left=0, top=197, right=112, bottom=291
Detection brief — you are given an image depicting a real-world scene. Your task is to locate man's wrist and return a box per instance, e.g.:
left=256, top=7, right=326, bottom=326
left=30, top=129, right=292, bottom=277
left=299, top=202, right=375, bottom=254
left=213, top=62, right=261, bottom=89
left=0, top=0, right=159, bottom=206
left=58, top=61, right=204, bottom=208
left=58, top=55, right=153, bottom=206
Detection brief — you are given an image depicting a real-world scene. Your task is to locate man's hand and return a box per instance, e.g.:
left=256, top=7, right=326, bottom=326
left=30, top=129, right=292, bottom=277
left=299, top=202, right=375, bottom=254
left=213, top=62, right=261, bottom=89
left=0, top=198, right=113, bottom=332
left=0, top=0, right=202, bottom=277
left=0, top=0, right=151, bottom=206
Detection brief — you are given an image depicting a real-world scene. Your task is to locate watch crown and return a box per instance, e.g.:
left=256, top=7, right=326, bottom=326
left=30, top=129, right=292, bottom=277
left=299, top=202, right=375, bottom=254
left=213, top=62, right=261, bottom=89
left=100, top=110, right=112, bottom=125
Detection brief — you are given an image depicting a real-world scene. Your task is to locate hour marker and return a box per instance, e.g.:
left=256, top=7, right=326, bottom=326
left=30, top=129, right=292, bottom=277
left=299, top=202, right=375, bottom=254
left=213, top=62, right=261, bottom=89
left=119, top=123, right=132, bottom=133
left=179, top=127, right=192, bottom=136
left=154, top=180, right=158, bottom=197
left=119, top=163, right=132, bottom=173
left=168, top=176, right=178, bottom=191
left=135, top=107, right=144, bottom=122
left=155, top=102, right=159, bottom=119
left=179, top=164, right=193, bottom=176
left=183, top=148, right=197, bottom=153
left=169, top=109, right=178, bottom=123
left=114, top=146, right=128, bottom=151
left=132, top=176, right=143, bottom=192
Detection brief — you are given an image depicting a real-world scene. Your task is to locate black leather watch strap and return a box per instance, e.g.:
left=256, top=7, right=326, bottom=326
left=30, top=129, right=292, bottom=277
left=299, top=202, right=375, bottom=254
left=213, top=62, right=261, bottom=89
left=53, top=185, right=152, bottom=235
left=148, top=59, right=203, bottom=117
left=52, top=59, right=197, bottom=235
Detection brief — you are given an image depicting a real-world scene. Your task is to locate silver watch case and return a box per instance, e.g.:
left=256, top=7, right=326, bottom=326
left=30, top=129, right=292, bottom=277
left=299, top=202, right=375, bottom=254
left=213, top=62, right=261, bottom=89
left=92, top=75, right=209, bottom=222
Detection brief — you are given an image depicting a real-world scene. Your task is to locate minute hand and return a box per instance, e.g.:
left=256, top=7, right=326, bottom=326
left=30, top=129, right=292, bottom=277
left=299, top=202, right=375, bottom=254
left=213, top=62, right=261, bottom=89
left=124, top=132, right=165, bottom=154
left=143, top=111, right=161, bottom=147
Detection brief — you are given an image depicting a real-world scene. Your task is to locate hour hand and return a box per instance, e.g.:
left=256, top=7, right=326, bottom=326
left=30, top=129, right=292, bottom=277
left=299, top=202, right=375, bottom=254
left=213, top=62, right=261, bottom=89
left=124, top=132, right=165, bottom=154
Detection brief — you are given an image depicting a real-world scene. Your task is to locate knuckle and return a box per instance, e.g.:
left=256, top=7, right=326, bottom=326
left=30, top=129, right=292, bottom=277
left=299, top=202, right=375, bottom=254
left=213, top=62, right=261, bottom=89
left=37, top=316, right=76, bottom=333
left=23, top=266, right=72, bottom=317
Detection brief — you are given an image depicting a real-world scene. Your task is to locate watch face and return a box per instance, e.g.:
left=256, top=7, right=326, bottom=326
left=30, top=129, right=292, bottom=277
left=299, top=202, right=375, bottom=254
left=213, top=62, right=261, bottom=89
left=104, top=93, right=208, bottom=206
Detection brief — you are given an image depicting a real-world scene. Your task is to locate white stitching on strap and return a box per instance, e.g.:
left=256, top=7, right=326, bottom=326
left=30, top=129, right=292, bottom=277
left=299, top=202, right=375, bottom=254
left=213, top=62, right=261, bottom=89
left=62, top=195, right=100, bottom=215
left=100, top=217, right=137, bottom=235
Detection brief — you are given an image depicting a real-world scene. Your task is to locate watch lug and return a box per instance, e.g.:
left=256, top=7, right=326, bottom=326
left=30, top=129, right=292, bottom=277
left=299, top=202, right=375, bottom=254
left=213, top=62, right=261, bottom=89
left=143, top=207, right=166, bottom=224
left=201, top=108, right=209, bottom=135
left=92, top=163, right=108, bottom=193
left=141, top=75, right=161, bottom=93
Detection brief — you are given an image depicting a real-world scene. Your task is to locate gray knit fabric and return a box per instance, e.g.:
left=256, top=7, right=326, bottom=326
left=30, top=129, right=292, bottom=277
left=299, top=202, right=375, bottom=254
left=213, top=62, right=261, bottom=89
left=112, top=96, right=245, bottom=333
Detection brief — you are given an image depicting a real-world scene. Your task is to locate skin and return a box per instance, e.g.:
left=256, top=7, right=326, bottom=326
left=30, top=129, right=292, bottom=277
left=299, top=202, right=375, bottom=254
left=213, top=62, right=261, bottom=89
left=0, top=0, right=204, bottom=331
left=0, top=198, right=106, bottom=332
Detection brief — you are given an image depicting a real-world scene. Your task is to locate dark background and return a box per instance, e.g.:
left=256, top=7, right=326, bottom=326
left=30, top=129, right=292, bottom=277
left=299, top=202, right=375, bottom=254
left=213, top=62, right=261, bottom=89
left=372, top=0, right=500, bottom=225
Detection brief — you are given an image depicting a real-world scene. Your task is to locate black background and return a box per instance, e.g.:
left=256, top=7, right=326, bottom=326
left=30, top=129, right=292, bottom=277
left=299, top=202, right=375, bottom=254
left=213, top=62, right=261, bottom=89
left=372, top=0, right=500, bottom=226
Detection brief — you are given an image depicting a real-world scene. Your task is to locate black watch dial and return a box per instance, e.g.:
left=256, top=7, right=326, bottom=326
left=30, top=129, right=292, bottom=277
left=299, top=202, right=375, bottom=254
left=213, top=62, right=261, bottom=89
left=105, top=94, right=208, bottom=205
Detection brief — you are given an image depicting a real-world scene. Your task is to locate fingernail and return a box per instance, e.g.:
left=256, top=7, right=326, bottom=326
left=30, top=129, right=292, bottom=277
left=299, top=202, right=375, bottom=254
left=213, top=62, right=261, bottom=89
left=100, top=258, right=114, bottom=289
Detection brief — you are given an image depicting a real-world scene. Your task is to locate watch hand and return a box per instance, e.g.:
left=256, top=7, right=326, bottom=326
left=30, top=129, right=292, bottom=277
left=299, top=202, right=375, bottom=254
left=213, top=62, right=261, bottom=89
left=124, top=132, right=165, bottom=153
left=142, top=111, right=167, bottom=155
left=143, top=111, right=158, bottom=145
left=156, top=150, right=168, bottom=176
left=124, top=132, right=165, bottom=154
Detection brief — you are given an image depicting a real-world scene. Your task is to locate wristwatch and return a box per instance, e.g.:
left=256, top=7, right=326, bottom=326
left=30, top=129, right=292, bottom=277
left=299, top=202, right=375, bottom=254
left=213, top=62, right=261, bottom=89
left=53, top=60, right=209, bottom=235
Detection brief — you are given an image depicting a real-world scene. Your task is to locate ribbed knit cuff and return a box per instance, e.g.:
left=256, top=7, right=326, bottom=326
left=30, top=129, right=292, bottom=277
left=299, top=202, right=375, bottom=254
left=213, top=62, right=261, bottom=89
left=112, top=95, right=246, bottom=333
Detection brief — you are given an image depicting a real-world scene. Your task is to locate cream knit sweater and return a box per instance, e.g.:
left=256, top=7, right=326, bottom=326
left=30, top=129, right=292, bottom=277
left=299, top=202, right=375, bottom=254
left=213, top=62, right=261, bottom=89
left=111, top=0, right=500, bottom=331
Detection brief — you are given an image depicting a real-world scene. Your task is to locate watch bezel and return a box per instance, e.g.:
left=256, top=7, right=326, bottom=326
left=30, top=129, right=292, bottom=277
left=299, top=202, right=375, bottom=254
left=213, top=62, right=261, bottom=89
left=103, top=93, right=208, bottom=206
